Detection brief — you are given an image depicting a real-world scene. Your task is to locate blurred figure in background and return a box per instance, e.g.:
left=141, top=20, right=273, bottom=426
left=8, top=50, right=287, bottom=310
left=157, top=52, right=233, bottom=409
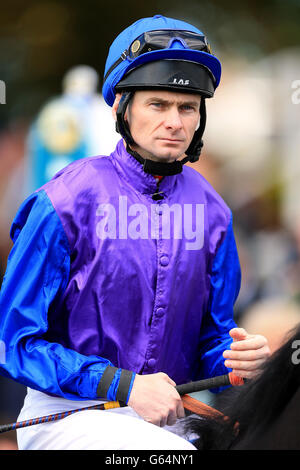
left=0, top=65, right=120, bottom=271
left=23, top=65, right=119, bottom=195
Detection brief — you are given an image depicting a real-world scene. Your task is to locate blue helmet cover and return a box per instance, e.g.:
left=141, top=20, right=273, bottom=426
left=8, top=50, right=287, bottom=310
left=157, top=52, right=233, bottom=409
left=103, top=14, right=222, bottom=106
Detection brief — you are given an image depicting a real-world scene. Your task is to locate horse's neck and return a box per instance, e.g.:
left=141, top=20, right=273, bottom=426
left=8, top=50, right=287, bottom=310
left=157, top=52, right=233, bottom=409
left=232, top=386, right=300, bottom=450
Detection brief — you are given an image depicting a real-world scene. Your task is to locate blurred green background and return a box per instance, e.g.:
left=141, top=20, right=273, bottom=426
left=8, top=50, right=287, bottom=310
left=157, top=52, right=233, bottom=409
left=0, top=0, right=300, bottom=449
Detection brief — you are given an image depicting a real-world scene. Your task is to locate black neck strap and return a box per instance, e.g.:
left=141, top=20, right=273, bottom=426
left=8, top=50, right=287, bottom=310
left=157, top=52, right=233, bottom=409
left=126, top=144, right=188, bottom=176
left=185, top=98, right=206, bottom=162
left=115, top=92, right=135, bottom=146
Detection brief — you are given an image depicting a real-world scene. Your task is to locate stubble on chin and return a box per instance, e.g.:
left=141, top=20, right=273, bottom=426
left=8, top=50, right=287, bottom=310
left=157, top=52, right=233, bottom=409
left=131, top=141, right=186, bottom=163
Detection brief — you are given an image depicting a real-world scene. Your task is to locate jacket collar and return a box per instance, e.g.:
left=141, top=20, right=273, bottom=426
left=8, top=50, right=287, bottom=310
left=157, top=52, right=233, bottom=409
left=110, top=139, right=178, bottom=197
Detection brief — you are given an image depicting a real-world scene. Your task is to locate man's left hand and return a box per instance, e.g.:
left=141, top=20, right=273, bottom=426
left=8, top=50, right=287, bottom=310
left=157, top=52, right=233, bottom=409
left=223, top=327, right=271, bottom=379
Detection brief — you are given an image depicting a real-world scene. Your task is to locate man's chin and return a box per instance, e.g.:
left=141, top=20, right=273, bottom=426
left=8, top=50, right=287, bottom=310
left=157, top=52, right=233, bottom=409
left=146, top=148, right=184, bottom=163
left=131, top=143, right=186, bottom=163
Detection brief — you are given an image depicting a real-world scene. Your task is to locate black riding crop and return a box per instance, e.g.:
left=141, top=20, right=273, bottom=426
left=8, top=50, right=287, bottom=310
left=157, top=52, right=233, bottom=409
left=0, top=372, right=243, bottom=434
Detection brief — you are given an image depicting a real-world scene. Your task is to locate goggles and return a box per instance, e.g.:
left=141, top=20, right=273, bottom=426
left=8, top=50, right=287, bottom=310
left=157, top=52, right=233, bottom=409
left=104, top=29, right=212, bottom=81
left=128, top=30, right=211, bottom=58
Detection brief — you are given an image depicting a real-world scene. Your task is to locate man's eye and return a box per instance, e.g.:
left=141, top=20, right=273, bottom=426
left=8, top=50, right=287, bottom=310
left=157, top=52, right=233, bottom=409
left=181, top=105, right=195, bottom=111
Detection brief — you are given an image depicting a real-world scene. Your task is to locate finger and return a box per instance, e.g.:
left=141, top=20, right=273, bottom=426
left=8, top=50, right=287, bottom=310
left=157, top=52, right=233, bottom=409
left=177, top=400, right=186, bottom=420
left=166, top=399, right=185, bottom=426
left=160, top=373, right=177, bottom=387
left=159, top=416, right=168, bottom=428
left=144, top=415, right=155, bottom=424
left=166, top=411, right=178, bottom=427
left=168, top=378, right=177, bottom=387
left=224, top=357, right=266, bottom=371
left=144, top=415, right=161, bottom=427
left=223, top=346, right=269, bottom=361
left=167, top=394, right=185, bottom=422
left=231, top=368, right=262, bottom=379
left=229, top=327, right=248, bottom=342
left=160, top=406, right=176, bottom=427
left=229, top=336, right=268, bottom=351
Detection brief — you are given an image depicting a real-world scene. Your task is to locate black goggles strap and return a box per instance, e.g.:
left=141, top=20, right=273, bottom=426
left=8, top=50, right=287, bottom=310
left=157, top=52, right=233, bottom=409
left=104, top=50, right=129, bottom=82
left=185, top=98, right=206, bottom=162
left=115, top=91, right=135, bottom=146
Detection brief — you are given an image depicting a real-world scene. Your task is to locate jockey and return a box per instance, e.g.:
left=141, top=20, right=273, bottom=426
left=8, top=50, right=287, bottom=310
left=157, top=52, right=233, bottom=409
left=0, top=15, right=270, bottom=450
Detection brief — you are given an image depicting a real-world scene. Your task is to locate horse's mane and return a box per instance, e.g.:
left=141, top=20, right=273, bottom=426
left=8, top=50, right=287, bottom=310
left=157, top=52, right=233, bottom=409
left=187, top=323, right=300, bottom=450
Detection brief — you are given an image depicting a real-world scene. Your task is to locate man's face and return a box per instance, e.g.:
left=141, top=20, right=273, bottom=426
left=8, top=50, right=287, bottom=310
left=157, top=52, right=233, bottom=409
left=113, top=90, right=201, bottom=163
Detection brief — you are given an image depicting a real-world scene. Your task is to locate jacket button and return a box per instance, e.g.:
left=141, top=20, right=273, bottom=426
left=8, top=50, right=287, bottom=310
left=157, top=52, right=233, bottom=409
left=148, top=358, right=156, bottom=368
left=160, top=255, right=169, bottom=266
left=156, top=307, right=165, bottom=317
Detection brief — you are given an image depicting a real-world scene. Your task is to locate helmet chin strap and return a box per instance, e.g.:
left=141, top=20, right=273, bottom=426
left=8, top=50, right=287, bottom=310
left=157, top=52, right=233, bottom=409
left=116, top=91, right=207, bottom=176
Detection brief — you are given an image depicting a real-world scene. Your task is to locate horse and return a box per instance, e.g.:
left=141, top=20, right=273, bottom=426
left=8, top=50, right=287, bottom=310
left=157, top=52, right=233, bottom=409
left=186, top=323, right=300, bottom=450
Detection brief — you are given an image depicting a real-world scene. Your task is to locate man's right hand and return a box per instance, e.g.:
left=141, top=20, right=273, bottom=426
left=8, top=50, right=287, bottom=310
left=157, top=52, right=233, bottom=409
left=127, top=372, right=185, bottom=427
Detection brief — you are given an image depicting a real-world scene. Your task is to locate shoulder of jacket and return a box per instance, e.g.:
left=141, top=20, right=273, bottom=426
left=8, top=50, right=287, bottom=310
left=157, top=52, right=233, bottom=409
left=48, top=154, right=113, bottom=181
left=182, top=165, right=231, bottom=222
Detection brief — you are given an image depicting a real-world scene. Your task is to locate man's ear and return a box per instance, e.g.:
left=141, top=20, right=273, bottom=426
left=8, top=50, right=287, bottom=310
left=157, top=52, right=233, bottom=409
left=112, top=93, right=122, bottom=121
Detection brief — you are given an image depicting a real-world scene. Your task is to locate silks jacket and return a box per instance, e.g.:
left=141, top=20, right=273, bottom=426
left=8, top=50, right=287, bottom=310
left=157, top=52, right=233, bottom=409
left=0, top=140, right=241, bottom=403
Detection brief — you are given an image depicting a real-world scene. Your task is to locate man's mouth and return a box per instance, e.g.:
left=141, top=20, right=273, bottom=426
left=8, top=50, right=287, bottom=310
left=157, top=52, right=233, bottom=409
left=158, top=137, right=184, bottom=143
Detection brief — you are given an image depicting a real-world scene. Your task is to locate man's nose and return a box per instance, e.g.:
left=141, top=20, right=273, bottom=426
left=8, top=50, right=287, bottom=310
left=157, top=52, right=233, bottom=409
left=164, top=109, right=183, bottom=130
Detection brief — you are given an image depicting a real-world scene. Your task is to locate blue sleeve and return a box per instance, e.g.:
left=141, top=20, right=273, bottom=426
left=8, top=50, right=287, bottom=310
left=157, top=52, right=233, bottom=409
left=197, top=213, right=241, bottom=389
left=0, top=190, right=135, bottom=402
